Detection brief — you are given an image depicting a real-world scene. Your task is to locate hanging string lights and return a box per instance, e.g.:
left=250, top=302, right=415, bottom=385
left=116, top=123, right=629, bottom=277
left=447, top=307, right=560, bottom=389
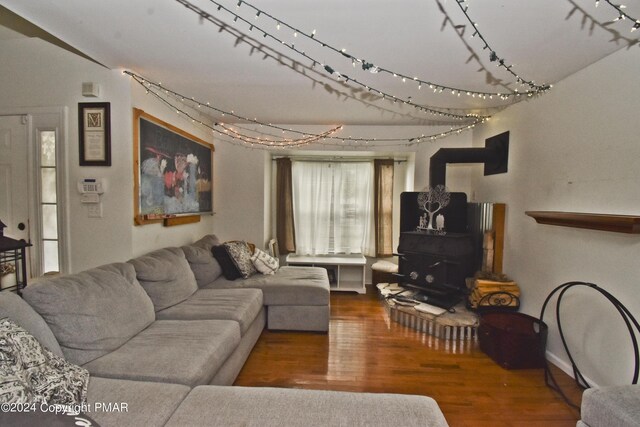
left=174, top=0, right=488, bottom=121
left=125, top=71, right=342, bottom=147
left=597, top=0, right=640, bottom=32
left=217, top=0, right=543, bottom=100
left=563, top=0, right=639, bottom=48
left=118, top=1, right=640, bottom=150
left=124, top=71, right=488, bottom=149
left=171, top=7, right=460, bottom=125
left=453, top=1, right=551, bottom=93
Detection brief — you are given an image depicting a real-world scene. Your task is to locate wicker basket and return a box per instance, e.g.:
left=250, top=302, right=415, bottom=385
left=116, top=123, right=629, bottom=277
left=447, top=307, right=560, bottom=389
left=478, top=312, right=548, bottom=369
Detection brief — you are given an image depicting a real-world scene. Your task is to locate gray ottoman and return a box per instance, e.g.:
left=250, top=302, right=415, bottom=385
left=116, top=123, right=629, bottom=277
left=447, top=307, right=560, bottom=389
left=165, top=385, right=448, bottom=427
left=578, top=385, right=640, bottom=427
left=245, top=266, right=330, bottom=332
left=204, top=266, right=331, bottom=332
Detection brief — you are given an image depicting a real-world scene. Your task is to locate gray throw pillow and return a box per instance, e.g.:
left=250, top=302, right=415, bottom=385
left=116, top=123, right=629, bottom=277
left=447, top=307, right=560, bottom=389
left=0, top=317, right=89, bottom=406
left=128, top=247, right=198, bottom=311
left=223, top=241, right=257, bottom=279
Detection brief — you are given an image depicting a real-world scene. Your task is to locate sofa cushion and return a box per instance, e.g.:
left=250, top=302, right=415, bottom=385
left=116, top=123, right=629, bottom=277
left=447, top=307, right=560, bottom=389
left=82, top=319, right=241, bottom=387
left=223, top=241, right=257, bottom=279
left=22, top=262, right=155, bottom=366
left=0, top=291, right=63, bottom=358
left=212, top=245, right=242, bottom=280
left=182, top=235, right=223, bottom=287
left=128, top=247, right=198, bottom=311
left=204, top=266, right=329, bottom=306
left=580, top=385, right=640, bottom=427
left=0, top=317, right=89, bottom=406
left=87, top=377, right=190, bottom=427
left=267, top=305, right=329, bottom=332
left=156, top=289, right=264, bottom=335
left=165, top=385, right=448, bottom=427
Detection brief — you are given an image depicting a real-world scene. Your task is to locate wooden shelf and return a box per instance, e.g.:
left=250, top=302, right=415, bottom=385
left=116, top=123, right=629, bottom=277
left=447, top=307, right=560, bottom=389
left=163, top=215, right=200, bottom=227
left=525, top=211, right=640, bottom=234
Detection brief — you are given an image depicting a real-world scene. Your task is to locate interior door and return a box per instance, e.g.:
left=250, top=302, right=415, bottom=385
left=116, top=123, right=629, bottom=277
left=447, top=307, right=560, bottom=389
left=0, top=115, right=30, bottom=242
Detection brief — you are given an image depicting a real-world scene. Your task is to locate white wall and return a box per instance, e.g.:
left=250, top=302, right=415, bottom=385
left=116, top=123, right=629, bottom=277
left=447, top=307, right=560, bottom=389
left=0, top=37, right=219, bottom=271
left=470, top=48, right=640, bottom=386
left=0, top=38, right=133, bottom=272
left=210, top=142, right=270, bottom=246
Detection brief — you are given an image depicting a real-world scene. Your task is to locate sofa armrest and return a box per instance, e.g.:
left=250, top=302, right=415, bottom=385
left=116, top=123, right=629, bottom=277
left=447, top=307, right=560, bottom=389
left=580, top=385, right=640, bottom=427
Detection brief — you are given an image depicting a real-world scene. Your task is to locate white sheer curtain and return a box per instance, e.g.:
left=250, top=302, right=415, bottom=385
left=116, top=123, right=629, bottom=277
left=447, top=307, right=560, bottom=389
left=292, top=162, right=333, bottom=255
left=292, top=161, right=374, bottom=256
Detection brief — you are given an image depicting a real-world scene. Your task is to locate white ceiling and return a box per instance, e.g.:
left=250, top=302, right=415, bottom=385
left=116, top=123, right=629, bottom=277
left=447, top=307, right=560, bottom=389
left=1, top=0, right=637, bottom=126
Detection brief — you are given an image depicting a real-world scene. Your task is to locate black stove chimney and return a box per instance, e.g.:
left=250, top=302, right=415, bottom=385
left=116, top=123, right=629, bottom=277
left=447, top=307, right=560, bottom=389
left=429, top=131, right=509, bottom=188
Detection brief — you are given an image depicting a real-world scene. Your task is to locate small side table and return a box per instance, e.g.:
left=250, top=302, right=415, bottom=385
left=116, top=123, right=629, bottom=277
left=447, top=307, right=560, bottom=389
left=0, top=235, right=31, bottom=295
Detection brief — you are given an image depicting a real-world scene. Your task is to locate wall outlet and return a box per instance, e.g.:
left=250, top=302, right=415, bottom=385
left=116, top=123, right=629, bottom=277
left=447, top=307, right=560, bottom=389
left=88, top=203, right=103, bottom=218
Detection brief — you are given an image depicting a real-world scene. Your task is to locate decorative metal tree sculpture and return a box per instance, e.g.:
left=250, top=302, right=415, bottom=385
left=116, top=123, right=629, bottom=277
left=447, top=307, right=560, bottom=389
left=417, top=185, right=450, bottom=231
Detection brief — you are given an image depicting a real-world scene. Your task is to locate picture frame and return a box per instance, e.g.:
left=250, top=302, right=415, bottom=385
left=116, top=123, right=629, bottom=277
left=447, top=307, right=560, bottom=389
left=79, top=102, right=111, bottom=166
left=133, top=108, right=214, bottom=225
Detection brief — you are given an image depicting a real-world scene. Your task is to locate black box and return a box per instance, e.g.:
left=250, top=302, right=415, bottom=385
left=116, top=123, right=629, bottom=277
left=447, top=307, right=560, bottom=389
left=478, top=312, right=548, bottom=369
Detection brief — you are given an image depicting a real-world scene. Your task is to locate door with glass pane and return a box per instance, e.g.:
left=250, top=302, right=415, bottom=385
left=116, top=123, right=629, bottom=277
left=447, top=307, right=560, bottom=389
left=0, top=115, right=63, bottom=277
left=0, top=116, right=30, bottom=243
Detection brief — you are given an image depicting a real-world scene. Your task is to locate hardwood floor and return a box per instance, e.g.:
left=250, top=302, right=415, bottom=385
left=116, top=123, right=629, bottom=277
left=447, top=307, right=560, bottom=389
left=235, top=286, right=583, bottom=426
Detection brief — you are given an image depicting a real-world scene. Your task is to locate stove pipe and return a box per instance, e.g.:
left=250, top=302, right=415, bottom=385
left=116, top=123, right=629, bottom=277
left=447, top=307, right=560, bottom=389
left=429, top=131, right=509, bottom=188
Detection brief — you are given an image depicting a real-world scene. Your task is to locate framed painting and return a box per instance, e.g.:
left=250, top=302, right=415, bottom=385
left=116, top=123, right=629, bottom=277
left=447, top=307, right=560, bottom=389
left=79, top=102, right=111, bottom=166
left=133, top=108, right=214, bottom=225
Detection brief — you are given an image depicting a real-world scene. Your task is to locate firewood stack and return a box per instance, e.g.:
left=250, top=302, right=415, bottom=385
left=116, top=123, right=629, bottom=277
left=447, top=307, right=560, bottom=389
left=466, top=272, right=520, bottom=310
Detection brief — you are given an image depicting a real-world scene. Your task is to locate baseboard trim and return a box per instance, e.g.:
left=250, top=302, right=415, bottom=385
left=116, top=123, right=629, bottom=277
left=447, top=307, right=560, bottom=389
left=546, top=350, right=599, bottom=388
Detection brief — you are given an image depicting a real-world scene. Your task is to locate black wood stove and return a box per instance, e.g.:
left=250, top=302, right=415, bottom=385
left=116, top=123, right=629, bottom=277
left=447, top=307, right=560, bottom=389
left=396, top=231, right=474, bottom=309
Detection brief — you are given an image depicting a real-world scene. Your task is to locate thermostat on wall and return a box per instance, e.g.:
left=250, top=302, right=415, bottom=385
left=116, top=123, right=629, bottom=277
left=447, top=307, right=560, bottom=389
left=78, top=178, right=105, bottom=194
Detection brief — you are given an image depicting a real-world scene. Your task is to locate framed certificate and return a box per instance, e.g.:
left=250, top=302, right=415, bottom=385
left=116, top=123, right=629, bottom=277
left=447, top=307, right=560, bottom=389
left=79, top=102, right=111, bottom=166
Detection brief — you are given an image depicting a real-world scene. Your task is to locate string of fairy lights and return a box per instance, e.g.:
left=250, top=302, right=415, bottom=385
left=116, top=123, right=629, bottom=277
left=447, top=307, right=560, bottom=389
left=159, top=6, right=472, bottom=126
left=212, top=0, right=544, bottom=100
left=174, top=0, right=488, bottom=121
left=597, top=0, right=640, bottom=32
left=125, top=71, right=488, bottom=148
left=130, top=0, right=638, bottom=149
left=454, top=1, right=551, bottom=93
left=563, top=0, right=640, bottom=50
left=125, top=71, right=342, bottom=147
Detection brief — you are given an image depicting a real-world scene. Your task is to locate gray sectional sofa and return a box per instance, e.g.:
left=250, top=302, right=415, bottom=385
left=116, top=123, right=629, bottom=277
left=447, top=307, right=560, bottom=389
left=0, top=234, right=449, bottom=426
left=578, top=384, right=640, bottom=427
left=182, top=235, right=331, bottom=332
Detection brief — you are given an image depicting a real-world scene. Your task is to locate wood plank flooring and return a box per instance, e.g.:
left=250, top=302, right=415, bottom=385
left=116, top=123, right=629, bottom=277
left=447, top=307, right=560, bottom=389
left=234, top=286, right=583, bottom=426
